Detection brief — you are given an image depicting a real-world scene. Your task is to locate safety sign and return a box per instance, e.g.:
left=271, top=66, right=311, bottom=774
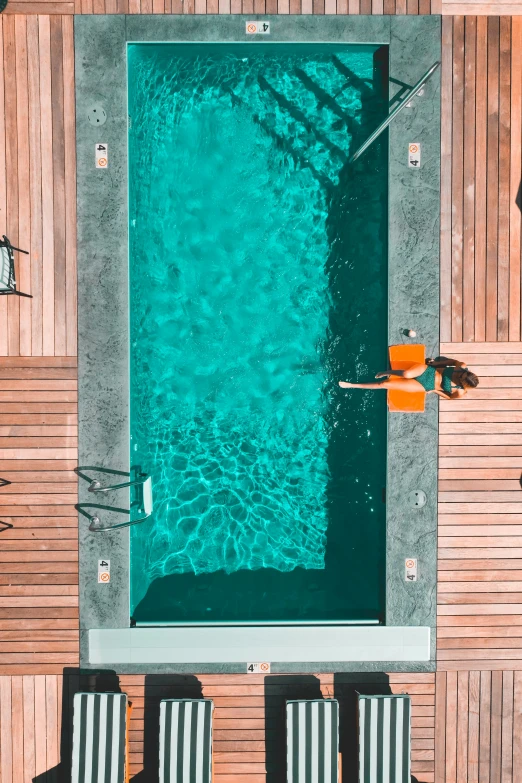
left=96, top=143, right=108, bottom=169
left=98, top=559, right=111, bottom=583
left=246, top=21, right=270, bottom=34
left=405, top=558, right=418, bottom=582
left=247, top=662, right=271, bottom=673
left=408, top=143, right=421, bottom=169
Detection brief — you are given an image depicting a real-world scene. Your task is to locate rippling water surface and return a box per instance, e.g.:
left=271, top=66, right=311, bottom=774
left=128, top=44, right=388, bottom=622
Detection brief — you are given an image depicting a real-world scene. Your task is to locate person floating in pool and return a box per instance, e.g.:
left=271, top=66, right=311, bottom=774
left=339, top=356, right=479, bottom=399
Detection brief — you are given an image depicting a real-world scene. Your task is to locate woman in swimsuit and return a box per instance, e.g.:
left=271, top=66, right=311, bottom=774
left=338, top=356, right=479, bottom=398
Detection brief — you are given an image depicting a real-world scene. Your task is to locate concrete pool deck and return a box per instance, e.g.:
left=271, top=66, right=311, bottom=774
left=75, top=14, right=440, bottom=671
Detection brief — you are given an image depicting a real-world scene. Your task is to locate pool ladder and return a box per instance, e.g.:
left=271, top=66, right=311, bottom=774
left=76, top=466, right=153, bottom=532
left=348, top=61, right=441, bottom=164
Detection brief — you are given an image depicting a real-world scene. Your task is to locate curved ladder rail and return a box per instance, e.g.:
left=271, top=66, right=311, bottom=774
left=76, top=466, right=153, bottom=532
left=77, top=503, right=152, bottom=532
left=348, top=61, right=441, bottom=164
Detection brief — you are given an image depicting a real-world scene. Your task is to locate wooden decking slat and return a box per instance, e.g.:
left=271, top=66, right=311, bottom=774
left=0, top=19, right=7, bottom=358
left=486, top=18, right=500, bottom=341
left=451, top=16, right=464, bottom=343
left=39, top=14, right=55, bottom=355
left=27, top=15, right=43, bottom=357
left=479, top=673, right=492, bottom=783
left=462, top=17, right=476, bottom=341
left=497, top=17, right=511, bottom=342
left=15, top=14, right=31, bottom=355
left=50, top=16, right=66, bottom=355
left=4, top=15, right=20, bottom=358
left=33, top=675, right=47, bottom=779
left=509, top=19, right=522, bottom=342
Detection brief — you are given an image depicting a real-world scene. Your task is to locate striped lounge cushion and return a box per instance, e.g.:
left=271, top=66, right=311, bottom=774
left=159, top=699, right=214, bottom=783
left=286, top=699, right=339, bottom=783
left=0, top=246, right=11, bottom=291
left=71, top=692, right=127, bottom=783
left=358, top=694, right=411, bottom=783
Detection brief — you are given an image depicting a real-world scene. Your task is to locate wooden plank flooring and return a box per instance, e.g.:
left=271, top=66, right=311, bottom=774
left=434, top=670, right=522, bottom=783
left=438, top=344, right=522, bottom=671
left=3, top=0, right=441, bottom=14
left=4, top=0, right=522, bottom=13
left=0, top=357, right=79, bottom=675
left=441, top=16, right=522, bottom=340
left=0, top=14, right=76, bottom=356
left=0, top=672, right=435, bottom=783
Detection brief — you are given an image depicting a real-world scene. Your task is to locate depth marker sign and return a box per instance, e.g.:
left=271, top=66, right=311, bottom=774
left=405, top=558, right=418, bottom=582
left=95, top=143, right=108, bottom=169
left=247, top=663, right=271, bottom=673
left=98, top=560, right=110, bottom=583
left=246, top=21, right=270, bottom=34
left=408, top=143, right=421, bottom=169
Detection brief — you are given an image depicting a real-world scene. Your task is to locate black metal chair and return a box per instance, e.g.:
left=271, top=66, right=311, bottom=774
left=0, top=235, right=32, bottom=298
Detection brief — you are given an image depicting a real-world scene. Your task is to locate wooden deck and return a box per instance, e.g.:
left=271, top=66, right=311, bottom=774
left=4, top=0, right=522, bottom=16
left=440, top=17, right=522, bottom=340
left=438, top=343, right=522, bottom=673
left=0, top=672, right=436, bottom=783
left=1, top=5, right=522, bottom=783
left=434, top=670, right=522, bottom=783
left=0, top=357, right=79, bottom=675
left=0, top=14, right=76, bottom=356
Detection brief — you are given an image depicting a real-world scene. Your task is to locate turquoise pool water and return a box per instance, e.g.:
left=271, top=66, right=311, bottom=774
left=128, top=43, right=388, bottom=623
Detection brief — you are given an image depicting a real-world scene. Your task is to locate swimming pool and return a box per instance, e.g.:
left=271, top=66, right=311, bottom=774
left=77, top=15, right=441, bottom=666
left=128, top=43, right=388, bottom=625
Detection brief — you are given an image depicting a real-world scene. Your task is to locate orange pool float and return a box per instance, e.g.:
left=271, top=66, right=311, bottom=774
left=387, top=344, right=426, bottom=413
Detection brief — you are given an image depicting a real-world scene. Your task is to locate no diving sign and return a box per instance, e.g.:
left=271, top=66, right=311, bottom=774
left=405, top=558, right=418, bottom=582
left=95, top=143, right=108, bottom=169
left=408, top=142, right=421, bottom=169
left=246, top=21, right=270, bottom=34
left=247, top=662, right=271, bottom=673
left=98, top=559, right=110, bottom=583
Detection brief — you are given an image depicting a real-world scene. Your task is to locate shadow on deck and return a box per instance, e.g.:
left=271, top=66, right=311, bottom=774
left=32, top=670, right=424, bottom=783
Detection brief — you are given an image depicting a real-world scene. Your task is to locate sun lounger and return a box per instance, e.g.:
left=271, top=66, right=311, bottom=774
left=159, top=699, right=214, bottom=783
left=71, top=692, right=130, bottom=783
left=357, top=694, right=411, bottom=783
left=286, top=699, right=339, bottom=783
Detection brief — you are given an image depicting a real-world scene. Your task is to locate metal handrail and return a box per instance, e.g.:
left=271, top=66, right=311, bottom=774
left=89, top=516, right=148, bottom=532
left=75, top=466, right=153, bottom=532
left=81, top=506, right=150, bottom=532
left=88, top=477, right=146, bottom=493
left=348, top=61, right=441, bottom=164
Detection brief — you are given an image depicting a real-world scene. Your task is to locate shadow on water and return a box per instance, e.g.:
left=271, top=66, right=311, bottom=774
left=132, top=565, right=379, bottom=624
left=321, top=46, right=389, bottom=622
